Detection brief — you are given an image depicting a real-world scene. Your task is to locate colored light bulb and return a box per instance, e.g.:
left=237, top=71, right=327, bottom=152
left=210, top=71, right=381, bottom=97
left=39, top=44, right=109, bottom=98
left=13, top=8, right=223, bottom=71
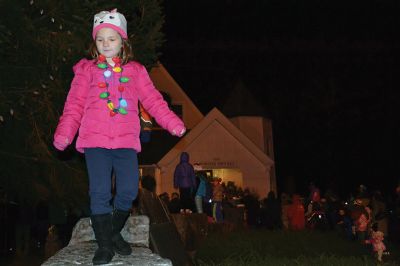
left=104, top=70, right=112, bottom=78
left=119, top=98, right=127, bottom=107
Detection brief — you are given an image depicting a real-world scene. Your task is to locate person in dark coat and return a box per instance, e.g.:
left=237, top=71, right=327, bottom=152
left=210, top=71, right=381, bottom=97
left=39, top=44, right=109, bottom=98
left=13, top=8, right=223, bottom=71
left=242, top=189, right=260, bottom=228
left=173, top=152, right=196, bottom=211
left=261, top=191, right=282, bottom=230
left=335, top=207, right=354, bottom=240
left=168, top=192, right=181, bottom=214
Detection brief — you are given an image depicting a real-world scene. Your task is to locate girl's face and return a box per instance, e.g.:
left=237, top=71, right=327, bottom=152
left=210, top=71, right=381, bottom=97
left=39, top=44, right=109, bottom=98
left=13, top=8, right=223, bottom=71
left=95, top=28, right=123, bottom=59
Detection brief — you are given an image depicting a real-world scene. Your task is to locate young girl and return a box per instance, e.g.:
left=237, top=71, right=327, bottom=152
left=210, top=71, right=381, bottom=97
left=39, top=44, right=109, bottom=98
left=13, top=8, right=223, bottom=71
left=53, top=9, right=185, bottom=265
left=365, top=226, right=387, bottom=262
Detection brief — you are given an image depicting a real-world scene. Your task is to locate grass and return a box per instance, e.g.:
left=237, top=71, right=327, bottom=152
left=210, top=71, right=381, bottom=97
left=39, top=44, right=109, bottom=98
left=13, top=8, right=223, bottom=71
left=195, top=229, right=400, bottom=266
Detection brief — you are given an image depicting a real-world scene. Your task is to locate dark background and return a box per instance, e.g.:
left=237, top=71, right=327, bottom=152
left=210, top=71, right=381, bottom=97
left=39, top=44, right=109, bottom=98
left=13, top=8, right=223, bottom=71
left=159, top=0, right=400, bottom=196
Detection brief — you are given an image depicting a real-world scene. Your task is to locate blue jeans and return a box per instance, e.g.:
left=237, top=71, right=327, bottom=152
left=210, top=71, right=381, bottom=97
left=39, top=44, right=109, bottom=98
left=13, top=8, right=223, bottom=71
left=84, top=148, right=139, bottom=215
left=195, top=195, right=203, bottom=213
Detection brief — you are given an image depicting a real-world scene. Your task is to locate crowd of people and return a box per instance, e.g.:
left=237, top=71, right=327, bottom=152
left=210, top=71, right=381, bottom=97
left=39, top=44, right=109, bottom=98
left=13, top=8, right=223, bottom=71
left=2, top=150, right=400, bottom=263
left=2, top=177, right=400, bottom=263
left=281, top=183, right=398, bottom=262
left=163, top=166, right=400, bottom=263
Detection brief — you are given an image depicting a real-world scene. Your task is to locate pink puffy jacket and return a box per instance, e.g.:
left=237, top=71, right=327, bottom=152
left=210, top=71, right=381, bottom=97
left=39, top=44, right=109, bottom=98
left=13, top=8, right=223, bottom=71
left=54, top=58, right=185, bottom=153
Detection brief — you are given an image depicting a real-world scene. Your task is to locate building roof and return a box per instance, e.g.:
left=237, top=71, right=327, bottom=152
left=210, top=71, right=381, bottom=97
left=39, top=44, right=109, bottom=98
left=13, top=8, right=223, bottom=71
left=157, top=107, right=274, bottom=169
left=221, top=79, right=266, bottom=117
left=149, top=63, right=204, bottom=129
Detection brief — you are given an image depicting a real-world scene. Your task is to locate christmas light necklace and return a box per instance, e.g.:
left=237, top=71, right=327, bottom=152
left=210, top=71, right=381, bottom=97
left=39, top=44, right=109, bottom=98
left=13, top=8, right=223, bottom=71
left=97, top=54, right=129, bottom=116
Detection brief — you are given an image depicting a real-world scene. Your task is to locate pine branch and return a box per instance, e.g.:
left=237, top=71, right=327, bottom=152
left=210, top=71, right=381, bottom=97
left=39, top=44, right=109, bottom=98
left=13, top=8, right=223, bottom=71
left=0, top=0, right=165, bottom=205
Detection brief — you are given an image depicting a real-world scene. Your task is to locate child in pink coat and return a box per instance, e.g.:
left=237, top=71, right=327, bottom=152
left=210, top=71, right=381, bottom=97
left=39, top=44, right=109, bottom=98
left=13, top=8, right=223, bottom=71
left=53, top=9, right=185, bottom=265
left=365, top=230, right=387, bottom=262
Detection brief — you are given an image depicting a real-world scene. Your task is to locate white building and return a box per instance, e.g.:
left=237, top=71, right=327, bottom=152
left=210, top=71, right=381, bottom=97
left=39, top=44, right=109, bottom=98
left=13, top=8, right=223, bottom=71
left=138, top=63, right=276, bottom=198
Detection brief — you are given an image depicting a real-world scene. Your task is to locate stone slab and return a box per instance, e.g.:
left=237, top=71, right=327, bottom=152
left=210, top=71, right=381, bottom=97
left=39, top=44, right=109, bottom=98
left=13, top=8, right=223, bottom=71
left=41, top=243, right=172, bottom=266
left=41, top=215, right=172, bottom=266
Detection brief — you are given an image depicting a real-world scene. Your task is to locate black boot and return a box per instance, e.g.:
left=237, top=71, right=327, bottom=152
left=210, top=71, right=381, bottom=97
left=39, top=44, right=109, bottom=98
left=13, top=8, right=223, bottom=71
left=111, top=209, right=132, bottom=255
left=91, top=213, right=115, bottom=265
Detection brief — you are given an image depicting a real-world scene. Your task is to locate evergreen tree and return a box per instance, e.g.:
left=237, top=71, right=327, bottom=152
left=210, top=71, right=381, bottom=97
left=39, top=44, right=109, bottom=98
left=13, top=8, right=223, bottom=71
left=0, top=0, right=164, bottom=208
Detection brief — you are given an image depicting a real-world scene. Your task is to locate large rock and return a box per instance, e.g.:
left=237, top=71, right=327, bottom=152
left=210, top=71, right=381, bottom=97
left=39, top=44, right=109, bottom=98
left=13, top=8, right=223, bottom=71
left=41, top=215, right=172, bottom=266
left=42, top=244, right=170, bottom=266
left=170, top=213, right=208, bottom=252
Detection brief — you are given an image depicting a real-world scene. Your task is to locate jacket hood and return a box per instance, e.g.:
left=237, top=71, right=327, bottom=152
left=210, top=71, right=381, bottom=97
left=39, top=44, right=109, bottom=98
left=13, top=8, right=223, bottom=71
left=180, top=152, right=189, bottom=163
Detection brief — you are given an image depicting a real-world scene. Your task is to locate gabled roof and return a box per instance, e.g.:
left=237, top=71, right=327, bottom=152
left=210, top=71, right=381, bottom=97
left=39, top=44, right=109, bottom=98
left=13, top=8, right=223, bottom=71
left=157, top=107, right=274, bottom=168
left=149, top=63, right=204, bottom=129
left=222, top=79, right=266, bottom=117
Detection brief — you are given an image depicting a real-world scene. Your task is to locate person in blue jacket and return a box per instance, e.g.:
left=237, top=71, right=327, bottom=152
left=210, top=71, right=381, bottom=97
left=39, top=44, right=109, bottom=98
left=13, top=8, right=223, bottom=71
left=173, top=152, right=196, bottom=212
left=195, top=172, right=208, bottom=213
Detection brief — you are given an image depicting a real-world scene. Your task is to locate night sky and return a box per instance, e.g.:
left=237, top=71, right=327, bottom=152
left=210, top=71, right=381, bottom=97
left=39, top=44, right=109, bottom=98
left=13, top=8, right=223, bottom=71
left=159, top=0, right=400, bottom=196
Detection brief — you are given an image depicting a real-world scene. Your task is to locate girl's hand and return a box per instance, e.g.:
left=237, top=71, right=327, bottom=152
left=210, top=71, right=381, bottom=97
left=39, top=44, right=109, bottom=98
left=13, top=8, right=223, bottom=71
left=172, top=126, right=186, bottom=137
left=53, top=137, right=70, bottom=151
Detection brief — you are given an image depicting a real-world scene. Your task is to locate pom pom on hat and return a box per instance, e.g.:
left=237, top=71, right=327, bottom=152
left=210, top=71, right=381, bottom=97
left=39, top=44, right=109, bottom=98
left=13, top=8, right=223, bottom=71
left=93, top=9, right=127, bottom=39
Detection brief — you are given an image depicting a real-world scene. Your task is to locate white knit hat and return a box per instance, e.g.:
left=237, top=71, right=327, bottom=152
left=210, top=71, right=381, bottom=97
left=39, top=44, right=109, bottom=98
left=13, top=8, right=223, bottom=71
left=92, top=9, right=127, bottom=39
